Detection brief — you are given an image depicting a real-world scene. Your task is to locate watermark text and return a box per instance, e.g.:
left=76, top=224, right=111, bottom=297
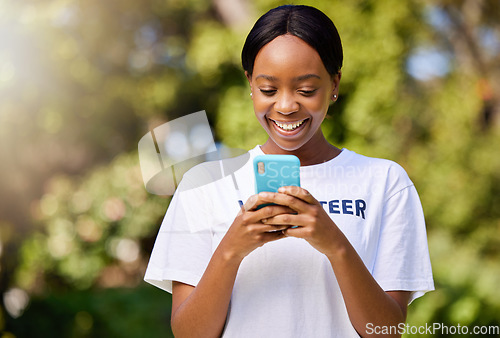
left=366, top=322, right=499, bottom=336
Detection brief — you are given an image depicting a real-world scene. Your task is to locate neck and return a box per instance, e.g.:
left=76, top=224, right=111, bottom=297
left=260, top=131, right=341, bottom=166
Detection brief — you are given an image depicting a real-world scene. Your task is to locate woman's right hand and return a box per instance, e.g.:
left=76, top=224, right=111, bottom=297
left=218, top=193, right=293, bottom=261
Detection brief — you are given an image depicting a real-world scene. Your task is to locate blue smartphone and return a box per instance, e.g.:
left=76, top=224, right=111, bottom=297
left=253, top=155, right=300, bottom=194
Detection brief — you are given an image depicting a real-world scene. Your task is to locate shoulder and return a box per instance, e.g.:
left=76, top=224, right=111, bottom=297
left=341, top=149, right=414, bottom=195
left=344, top=150, right=410, bottom=176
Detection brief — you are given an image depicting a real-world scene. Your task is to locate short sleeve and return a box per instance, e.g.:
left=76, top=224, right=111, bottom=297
left=144, top=177, right=214, bottom=294
left=371, top=185, right=434, bottom=304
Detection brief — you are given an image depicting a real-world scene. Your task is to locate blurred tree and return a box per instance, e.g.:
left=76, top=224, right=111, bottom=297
left=0, top=0, right=238, bottom=334
left=400, top=1, right=500, bottom=334
left=435, top=0, right=500, bottom=129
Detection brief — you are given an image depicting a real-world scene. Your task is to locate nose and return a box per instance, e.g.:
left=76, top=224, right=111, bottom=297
left=274, top=92, right=299, bottom=115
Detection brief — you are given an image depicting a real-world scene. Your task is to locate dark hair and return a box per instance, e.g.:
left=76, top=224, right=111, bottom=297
left=241, top=5, right=343, bottom=76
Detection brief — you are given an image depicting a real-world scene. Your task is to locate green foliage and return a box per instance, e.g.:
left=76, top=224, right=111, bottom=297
left=15, top=152, right=167, bottom=291
left=402, top=72, right=500, bottom=335
left=4, top=286, right=173, bottom=338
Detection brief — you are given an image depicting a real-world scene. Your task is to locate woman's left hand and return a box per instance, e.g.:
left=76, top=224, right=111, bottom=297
left=258, top=186, right=343, bottom=257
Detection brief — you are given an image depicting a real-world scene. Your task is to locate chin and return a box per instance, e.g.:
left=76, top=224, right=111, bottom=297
left=269, top=137, right=309, bottom=152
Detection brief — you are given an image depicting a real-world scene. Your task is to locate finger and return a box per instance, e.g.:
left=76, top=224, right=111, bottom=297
left=262, top=213, right=308, bottom=227
left=247, top=221, right=290, bottom=232
left=281, top=226, right=308, bottom=238
left=242, top=194, right=259, bottom=212
left=254, top=204, right=296, bottom=222
left=256, top=191, right=309, bottom=213
left=237, top=201, right=245, bottom=216
left=243, top=194, right=279, bottom=212
left=262, top=224, right=291, bottom=233
left=245, top=223, right=290, bottom=238
left=260, top=229, right=287, bottom=242
left=277, top=186, right=318, bottom=205
left=240, top=204, right=294, bottom=226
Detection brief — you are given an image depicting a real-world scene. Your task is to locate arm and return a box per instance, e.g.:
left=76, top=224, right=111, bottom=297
left=170, top=196, right=294, bottom=338
left=260, top=188, right=410, bottom=338
left=325, top=231, right=410, bottom=337
left=171, top=246, right=242, bottom=338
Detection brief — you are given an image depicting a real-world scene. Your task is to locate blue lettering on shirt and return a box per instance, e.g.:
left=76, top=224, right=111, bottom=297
left=329, top=200, right=340, bottom=214
left=355, top=199, right=366, bottom=219
left=238, top=199, right=366, bottom=219
left=342, top=200, right=353, bottom=215
left=324, top=199, right=366, bottom=219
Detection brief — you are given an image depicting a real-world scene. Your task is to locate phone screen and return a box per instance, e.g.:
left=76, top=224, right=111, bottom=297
left=253, top=155, right=300, bottom=194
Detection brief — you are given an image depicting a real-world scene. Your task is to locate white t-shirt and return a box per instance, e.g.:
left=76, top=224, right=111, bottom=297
left=145, top=146, right=434, bottom=337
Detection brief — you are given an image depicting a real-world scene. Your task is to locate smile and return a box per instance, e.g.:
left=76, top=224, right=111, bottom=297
left=270, top=119, right=307, bottom=131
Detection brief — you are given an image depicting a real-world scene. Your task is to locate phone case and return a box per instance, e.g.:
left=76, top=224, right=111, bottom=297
left=253, top=155, right=301, bottom=194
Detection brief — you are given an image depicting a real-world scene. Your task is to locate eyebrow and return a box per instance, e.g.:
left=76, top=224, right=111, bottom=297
left=255, top=74, right=321, bottom=81
left=295, top=74, right=321, bottom=81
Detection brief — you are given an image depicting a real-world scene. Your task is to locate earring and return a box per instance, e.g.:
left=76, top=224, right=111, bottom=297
left=250, top=92, right=253, bottom=98
left=333, top=94, right=337, bottom=100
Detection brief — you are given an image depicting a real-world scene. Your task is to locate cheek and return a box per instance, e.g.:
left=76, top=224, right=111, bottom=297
left=316, top=91, right=333, bottom=110
left=309, top=112, right=326, bottom=131
left=302, top=89, right=331, bottom=112
left=254, top=108, right=269, bottom=128
left=253, top=99, right=270, bottom=120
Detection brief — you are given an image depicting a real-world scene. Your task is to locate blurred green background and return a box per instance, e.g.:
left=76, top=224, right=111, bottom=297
left=1, top=0, right=499, bottom=337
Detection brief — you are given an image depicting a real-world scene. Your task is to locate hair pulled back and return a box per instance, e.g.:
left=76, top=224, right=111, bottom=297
left=241, top=5, right=343, bottom=77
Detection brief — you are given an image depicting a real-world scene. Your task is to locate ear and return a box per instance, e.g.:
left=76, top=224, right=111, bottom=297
left=245, top=71, right=252, bottom=87
left=331, top=71, right=341, bottom=101
left=245, top=71, right=254, bottom=98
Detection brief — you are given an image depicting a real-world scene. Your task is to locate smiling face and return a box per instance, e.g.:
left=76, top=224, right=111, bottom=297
left=247, top=34, right=341, bottom=157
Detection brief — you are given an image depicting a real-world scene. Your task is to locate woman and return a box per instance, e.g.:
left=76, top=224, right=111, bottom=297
left=145, top=5, right=434, bottom=337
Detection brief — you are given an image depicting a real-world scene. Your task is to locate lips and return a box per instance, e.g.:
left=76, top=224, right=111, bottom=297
left=269, top=118, right=308, bottom=134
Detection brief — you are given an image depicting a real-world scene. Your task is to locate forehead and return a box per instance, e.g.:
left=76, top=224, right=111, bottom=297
left=253, top=34, right=328, bottom=79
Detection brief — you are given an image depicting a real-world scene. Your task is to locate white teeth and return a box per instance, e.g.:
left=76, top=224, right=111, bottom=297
left=273, top=119, right=305, bottom=131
